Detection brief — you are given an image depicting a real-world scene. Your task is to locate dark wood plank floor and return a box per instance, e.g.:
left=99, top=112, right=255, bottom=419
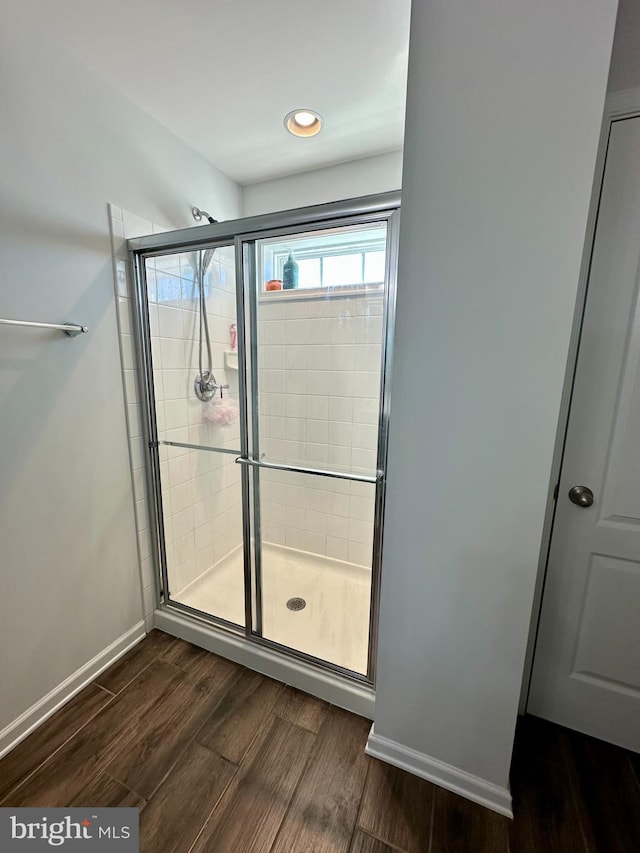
left=1, top=630, right=638, bottom=852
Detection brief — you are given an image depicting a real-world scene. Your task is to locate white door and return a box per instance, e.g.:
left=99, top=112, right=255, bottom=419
left=528, top=115, right=640, bottom=750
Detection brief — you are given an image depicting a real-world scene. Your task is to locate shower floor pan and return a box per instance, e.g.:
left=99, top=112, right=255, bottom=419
left=174, top=542, right=371, bottom=675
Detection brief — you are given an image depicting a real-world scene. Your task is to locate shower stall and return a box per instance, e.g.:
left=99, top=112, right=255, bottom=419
left=128, top=192, right=399, bottom=713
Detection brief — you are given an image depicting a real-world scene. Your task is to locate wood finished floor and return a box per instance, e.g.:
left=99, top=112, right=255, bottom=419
left=1, top=630, right=639, bottom=852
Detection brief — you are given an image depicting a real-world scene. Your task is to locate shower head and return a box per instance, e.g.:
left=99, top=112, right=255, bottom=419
left=192, top=206, right=218, bottom=225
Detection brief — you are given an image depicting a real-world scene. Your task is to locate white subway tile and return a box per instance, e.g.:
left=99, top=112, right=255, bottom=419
left=307, top=419, right=329, bottom=444
left=174, top=531, right=195, bottom=565
left=162, top=369, right=188, bottom=400
left=126, top=403, right=142, bottom=438
left=329, top=422, right=353, bottom=447
left=142, top=584, right=155, bottom=617
left=285, top=527, right=306, bottom=550
left=353, top=344, right=381, bottom=373
left=117, top=297, right=133, bottom=334
left=351, top=448, right=377, bottom=471
left=263, top=393, right=285, bottom=416
left=285, top=370, right=307, bottom=395
left=158, top=305, right=183, bottom=339
left=331, top=372, right=355, bottom=398
left=307, top=371, right=330, bottom=396
left=263, top=345, right=284, bottom=369
left=306, top=510, right=326, bottom=534
left=123, top=370, right=139, bottom=404
left=329, top=396, right=353, bottom=423
left=196, top=544, right=214, bottom=575
left=306, top=345, right=332, bottom=371
left=284, top=394, right=306, bottom=418
left=349, top=518, right=374, bottom=544
left=306, top=443, right=329, bottom=464
left=283, top=319, right=308, bottom=344
left=353, top=423, right=378, bottom=451
left=194, top=522, right=212, bottom=552
left=306, top=488, right=329, bottom=513
left=285, top=484, right=306, bottom=507
left=352, top=397, right=379, bottom=424
left=148, top=304, right=159, bottom=337
left=135, top=499, right=149, bottom=533
left=171, top=481, right=193, bottom=514
left=353, top=372, right=380, bottom=398
left=164, top=399, right=189, bottom=431
left=286, top=506, right=306, bottom=530
left=328, top=446, right=351, bottom=469
left=307, top=396, right=328, bottom=420
left=263, top=369, right=285, bottom=394
left=137, top=528, right=152, bottom=562
left=173, top=506, right=195, bottom=541
left=160, top=337, right=186, bottom=369
left=305, top=531, right=326, bottom=555
left=327, top=491, right=350, bottom=516
left=326, top=536, right=349, bottom=561
left=285, top=418, right=306, bottom=442
left=284, top=344, right=307, bottom=370
left=348, top=541, right=372, bottom=567
left=350, top=495, right=375, bottom=523
left=262, top=320, right=284, bottom=345
left=265, top=523, right=286, bottom=545
left=327, top=514, right=349, bottom=540
left=168, top=455, right=191, bottom=487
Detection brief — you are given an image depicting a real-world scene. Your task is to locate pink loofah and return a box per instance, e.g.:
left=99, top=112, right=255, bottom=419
left=203, top=397, right=239, bottom=426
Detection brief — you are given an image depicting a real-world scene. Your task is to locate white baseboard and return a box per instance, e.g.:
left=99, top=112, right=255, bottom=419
left=154, top=608, right=375, bottom=719
left=0, top=622, right=146, bottom=760
left=365, top=725, right=513, bottom=818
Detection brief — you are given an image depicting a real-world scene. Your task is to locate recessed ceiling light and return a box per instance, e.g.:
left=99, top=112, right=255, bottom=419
left=284, top=109, right=323, bottom=138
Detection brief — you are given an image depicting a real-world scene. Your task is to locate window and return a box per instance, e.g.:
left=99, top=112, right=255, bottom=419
left=259, top=223, right=387, bottom=293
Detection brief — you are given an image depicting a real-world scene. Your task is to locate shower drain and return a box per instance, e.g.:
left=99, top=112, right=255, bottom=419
left=286, top=597, right=306, bottom=612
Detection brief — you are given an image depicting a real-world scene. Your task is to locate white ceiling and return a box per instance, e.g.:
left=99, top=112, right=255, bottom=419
left=30, top=0, right=411, bottom=186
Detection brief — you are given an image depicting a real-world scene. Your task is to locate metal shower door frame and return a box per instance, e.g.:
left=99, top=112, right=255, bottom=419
left=129, top=191, right=400, bottom=686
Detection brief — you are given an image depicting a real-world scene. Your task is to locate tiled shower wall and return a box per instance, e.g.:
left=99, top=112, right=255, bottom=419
left=257, top=294, right=383, bottom=567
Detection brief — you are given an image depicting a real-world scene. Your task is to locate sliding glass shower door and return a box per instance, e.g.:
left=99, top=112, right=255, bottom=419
left=131, top=196, right=398, bottom=682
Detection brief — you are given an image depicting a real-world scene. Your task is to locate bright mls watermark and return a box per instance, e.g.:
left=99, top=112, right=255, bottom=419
left=0, top=809, right=138, bottom=850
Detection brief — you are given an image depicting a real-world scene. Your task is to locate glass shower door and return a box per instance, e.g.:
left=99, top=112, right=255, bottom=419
left=240, top=219, right=389, bottom=676
left=140, top=244, right=247, bottom=628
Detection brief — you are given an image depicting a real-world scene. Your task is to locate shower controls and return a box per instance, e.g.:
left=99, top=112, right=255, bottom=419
left=194, top=374, right=229, bottom=402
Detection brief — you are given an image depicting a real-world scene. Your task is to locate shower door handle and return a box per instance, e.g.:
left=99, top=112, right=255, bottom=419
left=235, top=455, right=381, bottom=484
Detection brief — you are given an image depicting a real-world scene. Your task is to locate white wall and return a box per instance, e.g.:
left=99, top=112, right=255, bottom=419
left=372, top=0, right=618, bottom=813
left=242, top=151, right=403, bottom=216
left=0, top=10, right=241, bottom=738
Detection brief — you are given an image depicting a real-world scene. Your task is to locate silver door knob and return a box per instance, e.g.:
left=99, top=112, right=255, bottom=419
left=568, top=485, right=594, bottom=507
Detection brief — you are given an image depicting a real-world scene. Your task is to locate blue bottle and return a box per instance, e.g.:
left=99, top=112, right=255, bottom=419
left=283, top=251, right=299, bottom=290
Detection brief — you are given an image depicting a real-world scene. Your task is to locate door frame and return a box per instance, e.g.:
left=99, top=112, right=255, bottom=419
left=519, top=88, right=640, bottom=713
left=127, top=191, right=400, bottom=707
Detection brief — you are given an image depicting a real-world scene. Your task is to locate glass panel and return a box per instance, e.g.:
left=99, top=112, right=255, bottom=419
left=254, top=221, right=386, bottom=476
left=160, top=446, right=245, bottom=625
left=258, top=468, right=375, bottom=674
left=144, top=246, right=244, bottom=626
